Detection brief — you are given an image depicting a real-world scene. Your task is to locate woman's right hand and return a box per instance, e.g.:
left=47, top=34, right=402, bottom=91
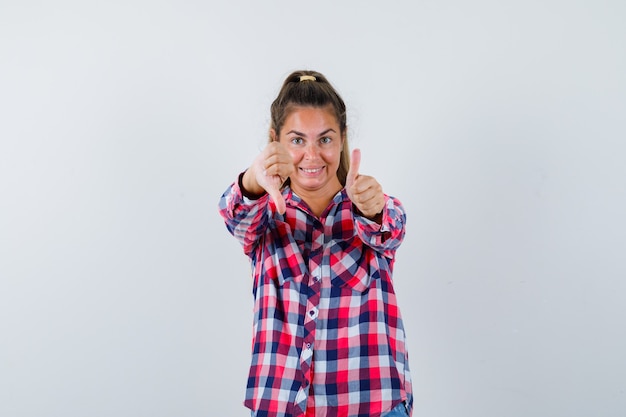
left=242, top=142, right=294, bottom=214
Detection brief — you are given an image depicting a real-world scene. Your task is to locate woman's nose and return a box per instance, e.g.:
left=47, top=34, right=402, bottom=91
left=304, top=143, right=319, bottom=159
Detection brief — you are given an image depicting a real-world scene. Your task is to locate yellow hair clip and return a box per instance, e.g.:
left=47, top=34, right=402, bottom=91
left=299, top=75, right=316, bottom=82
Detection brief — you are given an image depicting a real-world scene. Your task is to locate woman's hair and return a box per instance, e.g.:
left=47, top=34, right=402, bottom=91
left=270, top=70, right=350, bottom=186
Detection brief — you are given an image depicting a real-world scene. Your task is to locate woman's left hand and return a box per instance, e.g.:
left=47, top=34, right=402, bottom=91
left=345, top=149, right=385, bottom=220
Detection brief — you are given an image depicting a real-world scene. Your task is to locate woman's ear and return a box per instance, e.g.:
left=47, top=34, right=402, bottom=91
left=270, top=129, right=277, bottom=142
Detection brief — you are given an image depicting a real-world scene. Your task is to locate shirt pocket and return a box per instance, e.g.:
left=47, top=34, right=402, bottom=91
left=267, top=219, right=307, bottom=287
left=328, top=237, right=375, bottom=293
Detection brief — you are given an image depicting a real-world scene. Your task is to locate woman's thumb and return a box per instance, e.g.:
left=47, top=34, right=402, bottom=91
left=267, top=185, right=286, bottom=214
left=347, top=148, right=361, bottom=186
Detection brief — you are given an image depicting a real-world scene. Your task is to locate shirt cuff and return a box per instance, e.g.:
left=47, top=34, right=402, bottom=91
left=238, top=171, right=267, bottom=200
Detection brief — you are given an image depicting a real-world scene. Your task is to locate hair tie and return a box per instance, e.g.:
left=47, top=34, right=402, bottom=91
left=299, top=75, right=316, bottom=82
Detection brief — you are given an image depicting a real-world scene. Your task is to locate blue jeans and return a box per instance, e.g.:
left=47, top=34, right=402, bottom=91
left=382, top=401, right=410, bottom=417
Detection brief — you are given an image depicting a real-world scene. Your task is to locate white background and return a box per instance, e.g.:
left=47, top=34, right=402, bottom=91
left=1, top=1, right=625, bottom=416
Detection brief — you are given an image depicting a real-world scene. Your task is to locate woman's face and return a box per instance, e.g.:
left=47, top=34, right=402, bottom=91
left=275, top=106, right=344, bottom=198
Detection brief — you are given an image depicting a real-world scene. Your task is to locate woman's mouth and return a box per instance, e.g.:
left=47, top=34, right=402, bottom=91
left=300, top=167, right=323, bottom=175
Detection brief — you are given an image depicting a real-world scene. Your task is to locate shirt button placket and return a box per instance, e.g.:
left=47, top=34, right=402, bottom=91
left=300, top=224, right=323, bottom=391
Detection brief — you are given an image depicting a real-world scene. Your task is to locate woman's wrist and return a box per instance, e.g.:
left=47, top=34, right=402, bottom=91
left=239, top=171, right=266, bottom=199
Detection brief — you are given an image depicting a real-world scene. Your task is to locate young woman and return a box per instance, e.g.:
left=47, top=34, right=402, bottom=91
left=219, top=70, right=413, bottom=417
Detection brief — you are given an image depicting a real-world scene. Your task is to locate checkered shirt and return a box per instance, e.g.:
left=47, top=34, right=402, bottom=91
left=219, top=177, right=413, bottom=417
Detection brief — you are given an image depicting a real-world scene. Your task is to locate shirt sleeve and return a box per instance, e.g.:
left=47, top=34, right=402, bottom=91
left=353, top=195, right=406, bottom=258
left=218, top=174, right=271, bottom=256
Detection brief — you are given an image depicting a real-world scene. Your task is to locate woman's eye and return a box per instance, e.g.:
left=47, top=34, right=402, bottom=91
left=320, top=137, right=332, bottom=144
left=291, top=137, right=303, bottom=145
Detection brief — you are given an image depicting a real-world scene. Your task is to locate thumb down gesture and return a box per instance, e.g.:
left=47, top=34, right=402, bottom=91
left=345, top=148, right=385, bottom=220
left=242, top=141, right=294, bottom=214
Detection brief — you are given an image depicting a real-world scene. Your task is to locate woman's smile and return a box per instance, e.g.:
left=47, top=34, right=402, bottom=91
left=300, top=166, right=324, bottom=175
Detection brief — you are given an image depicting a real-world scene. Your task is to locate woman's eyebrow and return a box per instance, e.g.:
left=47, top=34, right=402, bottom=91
left=317, top=128, right=336, bottom=137
left=285, top=129, right=306, bottom=136
left=285, top=128, right=336, bottom=137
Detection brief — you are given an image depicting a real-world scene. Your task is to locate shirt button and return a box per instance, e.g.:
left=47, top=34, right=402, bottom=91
left=306, top=343, right=311, bottom=349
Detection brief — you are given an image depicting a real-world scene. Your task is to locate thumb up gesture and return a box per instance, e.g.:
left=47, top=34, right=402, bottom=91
left=345, top=149, right=385, bottom=220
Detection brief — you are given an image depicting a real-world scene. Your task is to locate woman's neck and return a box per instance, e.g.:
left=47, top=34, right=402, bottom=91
left=291, top=180, right=343, bottom=217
